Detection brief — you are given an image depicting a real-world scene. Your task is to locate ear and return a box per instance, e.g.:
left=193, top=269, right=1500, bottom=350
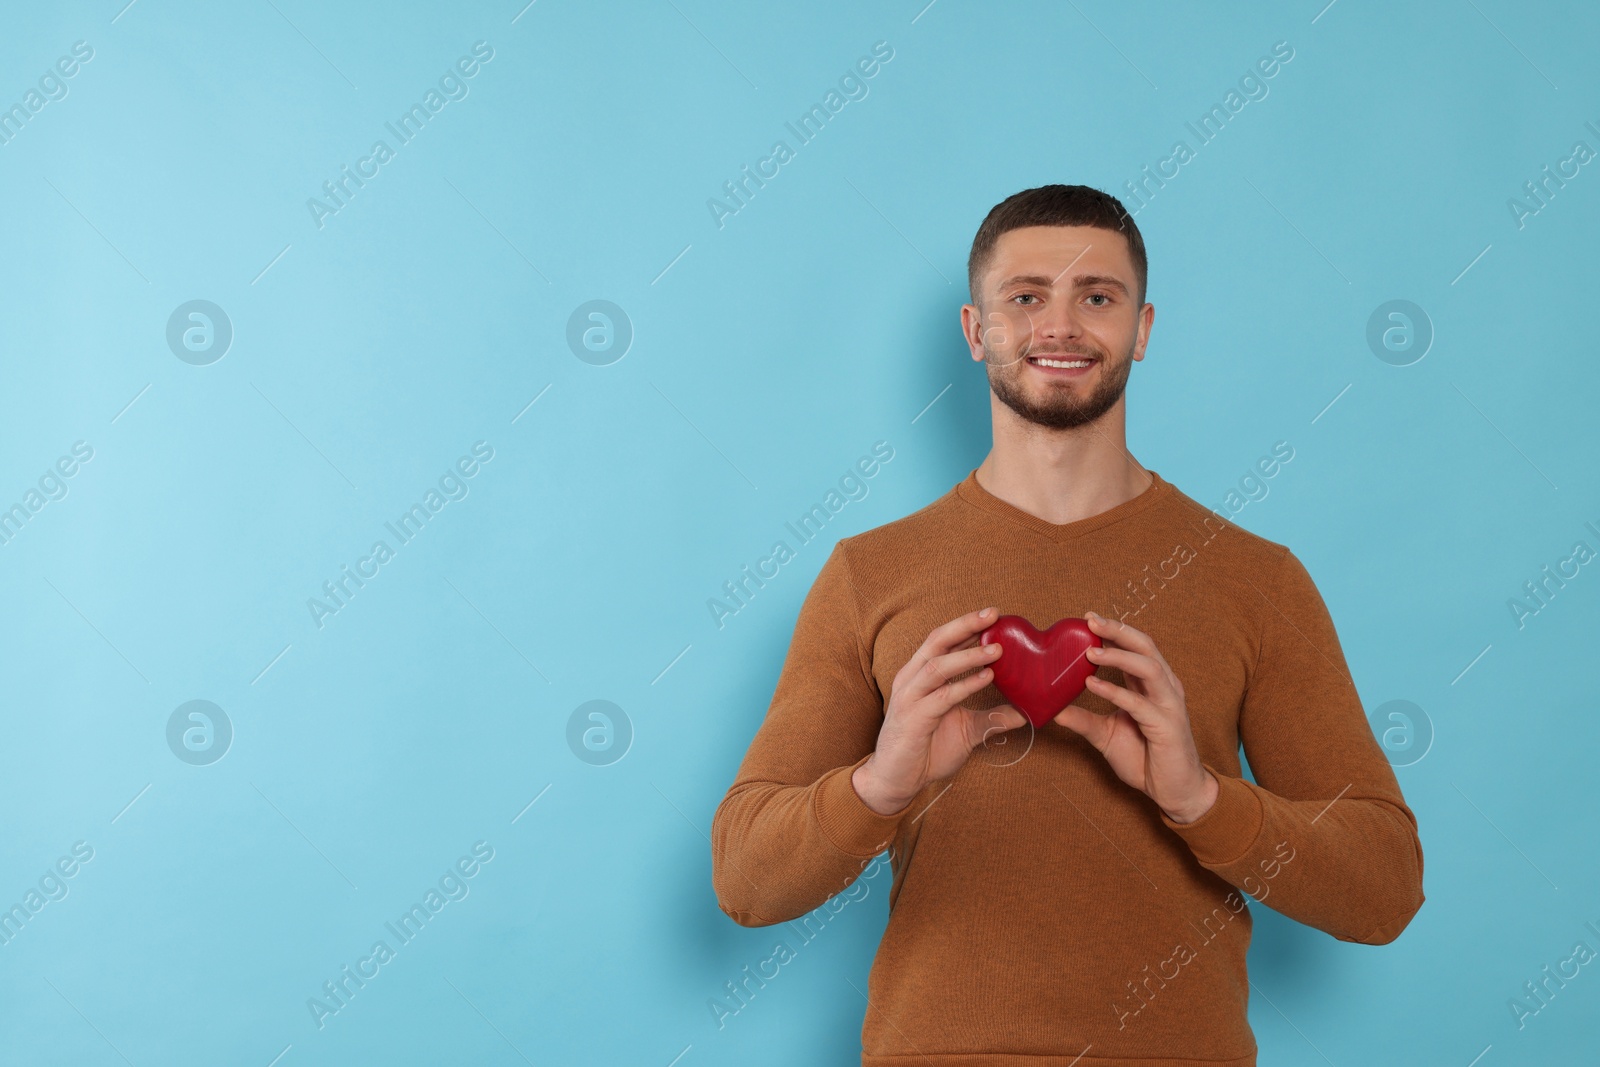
left=960, top=301, right=987, bottom=363
left=1132, top=301, right=1155, bottom=363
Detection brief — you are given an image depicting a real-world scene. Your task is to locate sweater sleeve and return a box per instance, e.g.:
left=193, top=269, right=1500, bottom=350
left=1157, top=547, right=1426, bottom=945
left=711, top=542, right=916, bottom=927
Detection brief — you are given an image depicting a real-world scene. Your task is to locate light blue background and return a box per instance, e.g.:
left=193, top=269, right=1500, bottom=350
left=2, top=1, right=1596, bottom=1064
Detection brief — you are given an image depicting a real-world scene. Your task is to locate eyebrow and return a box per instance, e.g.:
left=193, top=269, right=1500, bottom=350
left=994, top=273, right=1130, bottom=296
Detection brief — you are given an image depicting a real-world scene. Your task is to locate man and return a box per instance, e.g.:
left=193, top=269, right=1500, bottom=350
left=710, top=184, right=1424, bottom=1066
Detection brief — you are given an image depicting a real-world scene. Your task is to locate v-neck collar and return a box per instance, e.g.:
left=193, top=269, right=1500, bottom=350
left=953, top=467, right=1172, bottom=543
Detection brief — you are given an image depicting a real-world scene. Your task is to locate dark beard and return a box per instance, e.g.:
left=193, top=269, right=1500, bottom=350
left=985, top=340, right=1134, bottom=430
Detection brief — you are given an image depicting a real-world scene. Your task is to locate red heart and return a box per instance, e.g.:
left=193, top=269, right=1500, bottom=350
left=979, top=615, right=1102, bottom=728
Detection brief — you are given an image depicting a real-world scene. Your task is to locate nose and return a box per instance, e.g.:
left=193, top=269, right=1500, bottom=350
left=1027, top=294, right=1083, bottom=345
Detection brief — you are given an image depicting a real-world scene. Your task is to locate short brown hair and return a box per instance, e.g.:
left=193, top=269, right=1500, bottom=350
left=967, top=184, right=1147, bottom=307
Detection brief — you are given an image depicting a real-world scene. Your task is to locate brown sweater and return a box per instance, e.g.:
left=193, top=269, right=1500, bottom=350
left=711, top=468, right=1424, bottom=1066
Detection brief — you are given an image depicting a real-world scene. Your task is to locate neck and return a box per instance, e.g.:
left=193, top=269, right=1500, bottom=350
left=974, top=395, right=1152, bottom=525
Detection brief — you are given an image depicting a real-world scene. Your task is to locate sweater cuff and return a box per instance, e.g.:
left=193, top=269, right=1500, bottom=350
left=814, top=754, right=909, bottom=857
left=1158, top=763, right=1264, bottom=866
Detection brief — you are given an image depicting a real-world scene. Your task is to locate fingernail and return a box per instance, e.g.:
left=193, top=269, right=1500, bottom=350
left=978, top=668, right=991, bottom=679
left=980, top=607, right=994, bottom=617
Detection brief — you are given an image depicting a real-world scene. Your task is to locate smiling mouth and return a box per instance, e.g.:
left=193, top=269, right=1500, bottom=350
left=1026, top=355, right=1096, bottom=369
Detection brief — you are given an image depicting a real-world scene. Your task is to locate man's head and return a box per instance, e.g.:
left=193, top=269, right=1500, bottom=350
left=961, top=185, right=1153, bottom=432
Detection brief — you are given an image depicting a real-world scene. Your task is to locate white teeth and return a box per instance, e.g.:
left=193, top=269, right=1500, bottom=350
left=1031, top=357, right=1092, bottom=369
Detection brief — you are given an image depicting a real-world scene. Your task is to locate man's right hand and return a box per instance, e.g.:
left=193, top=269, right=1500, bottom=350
left=851, top=606, right=1026, bottom=816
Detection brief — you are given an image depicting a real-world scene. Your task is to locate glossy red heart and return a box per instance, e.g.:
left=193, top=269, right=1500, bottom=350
left=979, top=615, right=1102, bottom=728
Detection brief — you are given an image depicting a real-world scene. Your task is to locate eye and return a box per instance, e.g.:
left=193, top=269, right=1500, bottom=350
left=1012, top=293, right=1039, bottom=306
left=1086, top=293, right=1111, bottom=306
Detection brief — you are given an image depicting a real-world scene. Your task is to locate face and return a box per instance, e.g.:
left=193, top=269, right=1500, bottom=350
left=961, top=224, right=1153, bottom=431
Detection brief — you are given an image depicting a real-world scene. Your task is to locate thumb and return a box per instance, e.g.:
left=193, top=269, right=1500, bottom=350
left=967, top=704, right=1026, bottom=748
left=1053, top=702, right=1108, bottom=741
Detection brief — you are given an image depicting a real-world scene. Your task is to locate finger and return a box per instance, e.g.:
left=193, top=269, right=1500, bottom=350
left=1085, top=623, right=1183, bottom=700
left=895, top=643, right=958, bottom=700
left=907, top=661, right=1000, bottom=722
left=1085, top=611, right=1160, bottom=657
left=1085, top=645, right=1165, bottom=688
left=901, top=640, right=997, bottom=703
left=1083, top=673, right=1163, bottom=725
left=929, top=640, right=1004, bottom=687
left=898, top=609, right=1001, bottom=699
left=925, top=606, right=1001, bottom=657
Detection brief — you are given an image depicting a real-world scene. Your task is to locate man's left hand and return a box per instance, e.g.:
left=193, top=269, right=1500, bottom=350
left=1052, top=611, right=1219, bottom=824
